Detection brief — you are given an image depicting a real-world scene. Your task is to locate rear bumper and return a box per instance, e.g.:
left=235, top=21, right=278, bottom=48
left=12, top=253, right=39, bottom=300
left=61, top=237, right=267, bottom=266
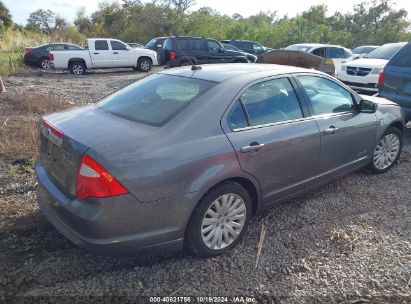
left=35, top=160, right=186, bottom=256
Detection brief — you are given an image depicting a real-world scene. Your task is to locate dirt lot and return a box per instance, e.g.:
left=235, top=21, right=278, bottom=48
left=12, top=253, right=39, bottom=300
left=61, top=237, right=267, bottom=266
left=0, top=69, right=410, bottom=303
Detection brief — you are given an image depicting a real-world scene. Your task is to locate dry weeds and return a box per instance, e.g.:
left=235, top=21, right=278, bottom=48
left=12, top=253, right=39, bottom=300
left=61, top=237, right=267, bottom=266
left=0, top=93, right=73, bottom=161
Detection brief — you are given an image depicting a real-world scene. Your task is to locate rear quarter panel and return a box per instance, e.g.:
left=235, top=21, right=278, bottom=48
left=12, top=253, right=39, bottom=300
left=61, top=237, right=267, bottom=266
left=51, top=50, right=92, bottom=69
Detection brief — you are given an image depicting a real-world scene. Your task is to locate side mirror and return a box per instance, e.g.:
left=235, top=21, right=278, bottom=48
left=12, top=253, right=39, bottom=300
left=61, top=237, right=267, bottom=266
left=359, top=99, right=377, bottom=113
left=217, top=48, right=224, bottom=53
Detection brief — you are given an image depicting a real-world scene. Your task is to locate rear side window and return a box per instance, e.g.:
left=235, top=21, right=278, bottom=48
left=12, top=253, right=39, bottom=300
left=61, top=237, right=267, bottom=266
left=95, top=40, right=109, bottom=50
left=190, top=39, right=206, bottom=51
left=389, top=44, right=411, bottom=67
left=97, top=75, right=216, bottom=126
left=328, top=47, right=344, bottom=58
left=228, top=78, right=303, bottom=129
left=175, top=39, right=189, bottom=51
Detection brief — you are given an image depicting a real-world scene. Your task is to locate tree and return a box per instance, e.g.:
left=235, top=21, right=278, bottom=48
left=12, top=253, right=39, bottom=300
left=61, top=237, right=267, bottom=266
left=162, top=0, right=195, bottom=13
left=0, top=0, right=12, bottom=28
left=27, top=9, right=54, bottom=33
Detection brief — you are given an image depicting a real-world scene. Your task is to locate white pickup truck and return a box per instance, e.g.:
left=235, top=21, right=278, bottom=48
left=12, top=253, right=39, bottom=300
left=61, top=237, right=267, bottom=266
left=49, top=38, right=159, bottom=74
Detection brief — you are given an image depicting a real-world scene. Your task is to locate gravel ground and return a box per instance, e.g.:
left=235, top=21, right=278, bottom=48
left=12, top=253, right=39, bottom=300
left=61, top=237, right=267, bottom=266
left=0, top=69, right=410, bottom=303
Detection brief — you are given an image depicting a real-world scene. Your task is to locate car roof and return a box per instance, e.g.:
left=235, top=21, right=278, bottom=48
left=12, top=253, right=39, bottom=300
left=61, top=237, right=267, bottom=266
left=159, top=64, right=319, bottom=82
left=291, top=43, right=346, bottom=49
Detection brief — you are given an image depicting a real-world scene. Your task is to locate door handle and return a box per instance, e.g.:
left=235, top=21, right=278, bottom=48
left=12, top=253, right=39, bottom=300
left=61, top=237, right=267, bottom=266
left=113, top=52, right=118, bottom=54
left=93, top=52, right=99, bottom=54
left=240, top=143, right=264, bottom=153
left=324, top=126, right=338, bottom=135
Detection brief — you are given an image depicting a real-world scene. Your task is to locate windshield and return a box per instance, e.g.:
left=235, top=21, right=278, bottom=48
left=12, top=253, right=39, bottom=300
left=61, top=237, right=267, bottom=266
left=352, top=46, right=377, bottom=54
left=365, top=44, right=405, bottom=60
left=285, top=44, right=313, bottom=52
left=97, top=74, right=216, bottom=126
left=146, top=39, right=158, bottom=49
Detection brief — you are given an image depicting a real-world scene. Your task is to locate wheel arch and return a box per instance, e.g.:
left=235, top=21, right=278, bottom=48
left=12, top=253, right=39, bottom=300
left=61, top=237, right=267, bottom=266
left=388, top=120, right=404, bottom=134
left=137, top=56, right=153, bottom=65
left=68, top=58, right=87, bottom=69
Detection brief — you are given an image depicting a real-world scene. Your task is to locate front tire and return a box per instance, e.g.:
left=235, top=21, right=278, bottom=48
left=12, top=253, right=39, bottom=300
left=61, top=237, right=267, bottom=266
left=69, top=62, right=86, bottom=75
left=368, top=127, right=403, bottom=174
left=185, top=181, right=252, bottom=257
left=137, top=58, right=152, bottom=72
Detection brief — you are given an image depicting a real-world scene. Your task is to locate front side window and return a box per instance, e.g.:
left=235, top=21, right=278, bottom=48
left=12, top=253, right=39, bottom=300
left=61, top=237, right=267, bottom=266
left=95, top=40, right=109, bottom=50
left=97, top=75, right=215, bottom=126
left=297, top=75, right=355, bottom=115
left=228, top=78, right=303, bottom=129
left=312, top=47, right=326, bottom=58
left=111, top=40, right=128, bottom=50
left=207, top=40, right=222, bottom=52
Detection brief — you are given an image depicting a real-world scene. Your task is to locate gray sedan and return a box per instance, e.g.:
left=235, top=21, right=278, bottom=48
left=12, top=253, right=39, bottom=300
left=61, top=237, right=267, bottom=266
left=36, top=64, right=405, bottom=257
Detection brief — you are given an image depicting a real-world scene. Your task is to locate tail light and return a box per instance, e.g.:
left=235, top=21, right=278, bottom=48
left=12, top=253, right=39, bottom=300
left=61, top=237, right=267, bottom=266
left=170, top=51, right=176, bottom=61
left=76, top=154, right=128, bottom=200
left=25, top=49, right=33, bottom=54
left=49, top=53, right=54, bottom=61
left=378, top=69, right=385, bottom=89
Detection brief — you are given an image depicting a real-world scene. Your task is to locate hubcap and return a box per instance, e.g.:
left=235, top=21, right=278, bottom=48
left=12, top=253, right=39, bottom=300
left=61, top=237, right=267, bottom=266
left=141, top=61, right=149, bottom=71
left=373, top=133, right=400, bottom=170
left=201, top=193, right=246, bottom=250
left=41, top=59, right=49, bottom=69
left=73, top=65, right=83, bottom=75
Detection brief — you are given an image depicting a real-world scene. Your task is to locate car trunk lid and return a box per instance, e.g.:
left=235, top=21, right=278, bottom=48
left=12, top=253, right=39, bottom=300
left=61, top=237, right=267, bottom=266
left=39, top=105, right=158, bottom=198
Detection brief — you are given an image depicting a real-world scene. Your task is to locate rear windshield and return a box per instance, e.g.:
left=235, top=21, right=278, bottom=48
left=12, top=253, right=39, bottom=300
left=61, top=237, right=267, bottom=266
left=365, top=44, right=405, bottom=60
left=97, top=74, right=216, bottom=126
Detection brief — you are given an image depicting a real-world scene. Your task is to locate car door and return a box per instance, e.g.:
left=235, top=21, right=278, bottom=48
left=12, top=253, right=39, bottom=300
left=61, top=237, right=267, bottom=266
left=189, top=38, right=208, bottom=64
left=252, top=42, right=265, bottom=55
left=223, top=76, right=321, bottom=204
left=110, top=40, right=134, bottom=67
left=295, top=74, right=377, bottom=175
left=207, top=39, right=230, bottom=63
left=91, top=40, right=113, bottom=68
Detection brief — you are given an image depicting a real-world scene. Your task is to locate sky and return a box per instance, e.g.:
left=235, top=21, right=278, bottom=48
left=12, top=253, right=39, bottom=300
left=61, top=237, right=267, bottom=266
left=4, top=0, right=411, bottom=25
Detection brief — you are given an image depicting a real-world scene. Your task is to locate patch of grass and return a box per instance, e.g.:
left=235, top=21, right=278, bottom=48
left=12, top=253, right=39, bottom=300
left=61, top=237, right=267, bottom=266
left=6, top=93, right=72, bottom=115
left=0, top=116, right=39, bottom=161
left=0, top=52, right=27, bottom=76
left=0, top=93, right=72, bottom=161
left=9, top=159, right=35, bottom=176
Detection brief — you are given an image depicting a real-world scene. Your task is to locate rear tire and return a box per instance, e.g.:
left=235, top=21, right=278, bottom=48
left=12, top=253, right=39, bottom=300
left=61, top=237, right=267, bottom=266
left=137, top=58, right=152, bottom=72
left=69, top=62, right=86, bottom=75
left=39, top=57, right=49, bottom=69
left=368, top=127, right=403, bottom=174
left=185, top=181, right=252, bottom=258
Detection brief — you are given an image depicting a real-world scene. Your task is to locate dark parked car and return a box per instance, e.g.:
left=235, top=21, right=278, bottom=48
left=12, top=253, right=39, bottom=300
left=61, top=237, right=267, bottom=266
left=222, top=43, right=257, bottom=63
left=24, top=43, right=82, bottom=69
left=163, top=36, right=249, bottom=67
left=36, top=64, right=404, bottom=258
left=145, top=37, right=167, bottom=65
left=378, top=41, right=411, bottom=122
left=221, top=39, right=271, bottom=56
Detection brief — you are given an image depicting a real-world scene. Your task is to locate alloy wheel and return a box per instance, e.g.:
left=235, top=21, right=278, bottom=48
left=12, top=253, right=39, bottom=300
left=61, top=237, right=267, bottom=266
left=72, top=65, right=84, bottom=75
left=373, top=133, right=400, bottom=170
